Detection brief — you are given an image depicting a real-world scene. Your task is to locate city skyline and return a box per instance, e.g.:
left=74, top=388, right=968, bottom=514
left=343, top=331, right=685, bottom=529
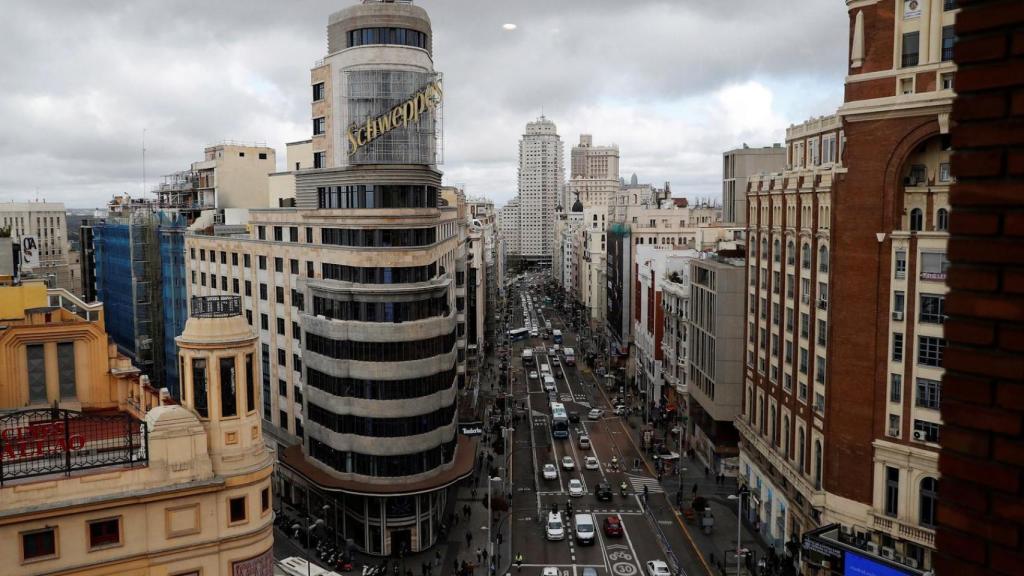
left=0, top=0, right=845, bottom=208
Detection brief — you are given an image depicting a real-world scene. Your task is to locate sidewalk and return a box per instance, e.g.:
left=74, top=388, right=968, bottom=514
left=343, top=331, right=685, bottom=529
left=625, top=413, right=771, bottom=576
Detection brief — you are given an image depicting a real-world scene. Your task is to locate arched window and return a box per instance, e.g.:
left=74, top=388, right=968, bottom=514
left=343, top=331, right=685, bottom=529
left=814, top=440, right=823, bottom=489
left=936, top=208, right=949, bottom=231
left=919, top=477, right=937, bottom=527
left=798, top=429, right=806, bottom=468
left=773, top=238, right=781, bottom=262
left=910, top=208, right=923, bottom=232
left=787, top=240, right=795, bottom=265
left=818, top=245, right=829, bottom=273
left=783, top=416, right=791, bottom=458
left=802, top=243, right=811, bottom=270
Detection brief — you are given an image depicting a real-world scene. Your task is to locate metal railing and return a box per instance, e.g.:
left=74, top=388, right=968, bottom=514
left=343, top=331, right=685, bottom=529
left=191, top=295, right=242, bottom=318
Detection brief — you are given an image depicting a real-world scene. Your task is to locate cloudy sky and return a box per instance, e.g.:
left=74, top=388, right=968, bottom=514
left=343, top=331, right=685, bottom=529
left=0, top=0, right=848, bottom=209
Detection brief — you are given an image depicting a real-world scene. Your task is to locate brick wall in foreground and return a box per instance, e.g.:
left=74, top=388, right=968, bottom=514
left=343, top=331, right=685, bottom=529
left=936, top=2, right=1024, bottom=575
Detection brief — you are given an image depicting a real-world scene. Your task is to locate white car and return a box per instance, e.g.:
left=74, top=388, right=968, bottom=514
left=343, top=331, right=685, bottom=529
left=561, top=456, right=575, bottom=470
left=587, top=408, right=604, bottom=420
left=646, top=560, right=672, bottom=576
left=529, top=371, right=539, bottom=380
left=584, top=456, right=600, bottom=470
left=542, top=463, right=558, bottom=480
left=545, top=512, right=565, bottom=541
left=613, top=404, right=627, bottom=416
left=543, top=568, right=560, bottom=576
left=568, top=479, right=584, bottom=497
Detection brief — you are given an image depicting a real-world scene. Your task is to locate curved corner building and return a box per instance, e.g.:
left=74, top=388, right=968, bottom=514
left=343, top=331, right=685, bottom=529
left=273, top=0, right=471, bottom=557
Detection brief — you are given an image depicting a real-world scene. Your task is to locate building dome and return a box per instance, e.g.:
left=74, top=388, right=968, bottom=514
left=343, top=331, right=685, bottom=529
left=571, top=194, right=584, bottom=213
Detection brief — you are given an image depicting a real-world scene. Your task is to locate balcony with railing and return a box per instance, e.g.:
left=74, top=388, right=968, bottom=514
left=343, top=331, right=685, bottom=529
left=871, top=512, right=935, bottom=549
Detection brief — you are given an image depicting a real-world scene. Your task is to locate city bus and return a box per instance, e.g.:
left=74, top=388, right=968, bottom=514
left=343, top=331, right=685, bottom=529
left=508, top=327, right=529, bottom=342
left=552, top=329, right=563, bottom=344
left=550, top=402, right=570, bottom=439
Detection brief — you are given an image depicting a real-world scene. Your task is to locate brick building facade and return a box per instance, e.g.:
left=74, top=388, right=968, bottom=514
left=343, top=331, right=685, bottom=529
left=935, top=1, right=1024, bottom=575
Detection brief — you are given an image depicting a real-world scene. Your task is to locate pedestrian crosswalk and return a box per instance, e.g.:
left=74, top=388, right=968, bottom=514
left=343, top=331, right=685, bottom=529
left=627, top=474, right=664, bottom=494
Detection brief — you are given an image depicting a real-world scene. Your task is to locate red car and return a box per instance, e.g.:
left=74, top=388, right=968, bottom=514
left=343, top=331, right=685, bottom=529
left=603, top=515, right=623, bottom=537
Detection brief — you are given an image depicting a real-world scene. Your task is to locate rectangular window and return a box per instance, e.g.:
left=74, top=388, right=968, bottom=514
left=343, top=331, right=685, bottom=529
left=799, top=348, right=808, bottom=374
left=816, top=319, right=826, bottom=346
left=889, top=414, right=901, bottom=437
left=257, top=226, right=265, bottom=240
left=229, top=496, right=247, bottom=524
left=289, top=227, right=298, bottom=243
left=259, top=283, right=267, bottom=301
left=313, top=117, right=326, bottom=135
left=192, top=359, right=208, bottom=418
left=261, top=487, right=270, bottom=512
left=313, top=82, right=325, bottom=101
left=916, top=378, right=941, bottom=409
left=920, top=252, right=950, bottom=278
left=942, top=25, right=956, bottom=61
left=88, top=517, right=121, bottom=549
left=902, top=32, right=920, bottom=67
left=220, top=357, right=237, bottom=418
left=914, top=419, right=941, bottom=442
left=893, top=333, right=904, bottom=362
left=894, top=291, right=905, bottom=317
left=273, top=227, right=283, bottom=242
left=244, top=253, right=251, bottom=268
left=245, top=281, right=252, bottom=297
left=917, top=336, right=945, bottom=367
left=290, top=259, right=299, bottom=275
left=276, top=286, right=285, bottom=304
left=246, top=354, right=256, bottom=413
left=274, top=258, right=283, bottom=273
left=314, top=151, right=326, bottom=169
left=891, top=374, right=902, bottom=402
left=57, top=342, right=76, bottom=399
left=258, top=255, right=267, bottom=270
left=895, top=251, right=907, bottom=279
left=278, top=378, right=287, bottom=396
left=260, top=313, right=268, bottom=331
left=885, top=466, right=900, bottom=517
left=22, top=527, right=56, bottom=560
left=277, top=318, right=285, bottom=335
left=920, top=294, right=946, bottom=324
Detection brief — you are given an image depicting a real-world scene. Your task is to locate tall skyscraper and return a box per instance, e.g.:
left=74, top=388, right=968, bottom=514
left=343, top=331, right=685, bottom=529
left=186, top=0, right=473, bottom=556
left=513, top=116, right=563, bottom=263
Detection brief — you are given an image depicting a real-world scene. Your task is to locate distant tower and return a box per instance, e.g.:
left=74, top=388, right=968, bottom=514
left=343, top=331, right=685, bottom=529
left=177, top=295, right=268, bottom=473
left=516, top=116, right=564, bottom=263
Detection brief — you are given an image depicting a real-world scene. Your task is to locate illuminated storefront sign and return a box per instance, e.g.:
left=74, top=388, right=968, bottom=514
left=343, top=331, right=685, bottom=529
left=346, top=78, right=443, bottom=155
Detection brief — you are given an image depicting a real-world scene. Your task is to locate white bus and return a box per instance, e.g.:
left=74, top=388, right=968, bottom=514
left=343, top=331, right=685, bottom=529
left=508, top=327, right=529, bottom=342
left=550, top=402, right=569, bottom=438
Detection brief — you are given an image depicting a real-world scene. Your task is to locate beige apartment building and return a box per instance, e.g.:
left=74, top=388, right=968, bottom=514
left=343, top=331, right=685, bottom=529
left=0, top=201, right=79, bottom=295
left=722, top=144, right=786, bottom=225
left=0, top=283, right=274, bottom=576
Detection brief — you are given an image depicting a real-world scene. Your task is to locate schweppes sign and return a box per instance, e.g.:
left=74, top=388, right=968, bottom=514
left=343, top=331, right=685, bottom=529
left=347, top=78, right=443, bottom=155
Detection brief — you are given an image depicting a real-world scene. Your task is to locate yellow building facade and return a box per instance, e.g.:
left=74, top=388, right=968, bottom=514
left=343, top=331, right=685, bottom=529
left=0, top=283, right=275, bottom=576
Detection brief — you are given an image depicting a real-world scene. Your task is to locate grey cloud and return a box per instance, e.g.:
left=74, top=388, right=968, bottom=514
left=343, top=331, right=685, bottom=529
left=0, top=0, right=847, bottom=207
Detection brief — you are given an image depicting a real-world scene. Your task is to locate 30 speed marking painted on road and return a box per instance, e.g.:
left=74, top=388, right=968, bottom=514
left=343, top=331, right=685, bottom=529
left=607, top=544, right=637, bottom=576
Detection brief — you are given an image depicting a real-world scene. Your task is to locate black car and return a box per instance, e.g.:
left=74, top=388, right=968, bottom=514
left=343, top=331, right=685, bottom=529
left=568, top=411, right=580, bottom=423
left=595, top=481, right=613, bottom=501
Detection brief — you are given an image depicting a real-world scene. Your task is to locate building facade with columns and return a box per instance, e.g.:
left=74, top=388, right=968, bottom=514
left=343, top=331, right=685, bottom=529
left=0, top=284, right=274, bottom=576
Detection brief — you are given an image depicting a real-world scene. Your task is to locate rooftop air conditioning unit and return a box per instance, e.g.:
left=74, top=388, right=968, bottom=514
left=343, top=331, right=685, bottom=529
left=905, top=557, right=919, bottom=569
left=866, top=542, right=879, bottom=554
left=881, top=547, right=895, bottom=559
left=892, top=311, right=904, bottom=321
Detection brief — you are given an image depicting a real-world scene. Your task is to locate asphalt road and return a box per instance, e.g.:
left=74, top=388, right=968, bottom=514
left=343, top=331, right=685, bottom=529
left=505, top=281, right=706, bottom=576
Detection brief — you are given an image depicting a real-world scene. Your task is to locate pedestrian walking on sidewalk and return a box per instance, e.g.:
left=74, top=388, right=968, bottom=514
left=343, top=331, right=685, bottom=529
left=465, top=531, right=472, bottom=547
left=476, top=548, right=482, bottom=564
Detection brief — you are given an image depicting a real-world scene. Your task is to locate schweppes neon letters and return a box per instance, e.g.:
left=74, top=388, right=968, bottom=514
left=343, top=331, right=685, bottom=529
left=346, top=78, right=443, bottom=155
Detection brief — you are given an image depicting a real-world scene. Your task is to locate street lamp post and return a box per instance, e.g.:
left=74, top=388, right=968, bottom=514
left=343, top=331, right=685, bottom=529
left=291, top=516, right=325, bottom=576
left=729, top=487, right=750, bottom=576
